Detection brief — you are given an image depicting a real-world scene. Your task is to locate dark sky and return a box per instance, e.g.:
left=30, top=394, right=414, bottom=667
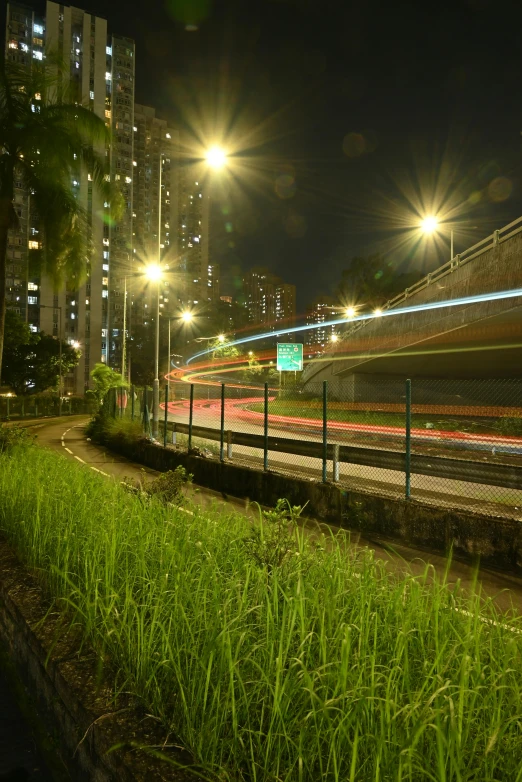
left=32, top=0, right=522, bottom=309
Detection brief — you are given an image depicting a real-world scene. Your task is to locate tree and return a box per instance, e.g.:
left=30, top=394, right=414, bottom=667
left=0, top=54, right=122, bottom=382
left=1, top=309, right=79, bottom=394
left=241, top=350, right=278, bottom=386
left=90, top=363, right=127, bottom=402
left=336, top=254, right=421, bottom=309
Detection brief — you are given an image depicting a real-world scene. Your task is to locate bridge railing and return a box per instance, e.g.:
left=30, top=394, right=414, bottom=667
left=343, top=214, right=522, bottom=340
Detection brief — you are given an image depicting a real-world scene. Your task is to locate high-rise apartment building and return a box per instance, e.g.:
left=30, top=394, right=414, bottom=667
left=178, top=171, right=219, bottom=310
left=4, top=3, right=220, bottom=393
left=105, top=32, right=136, bottom=374
left=4, top=1, right=135, bottom=393
left=242, top=268, right=296, bottom=334
left=305, top=299, right=344, bottom=356
left=131, top=104, right=178, bottom=332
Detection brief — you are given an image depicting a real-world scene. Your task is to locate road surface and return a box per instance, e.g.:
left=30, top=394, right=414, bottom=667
left=162, top=396, right=522, bottom=520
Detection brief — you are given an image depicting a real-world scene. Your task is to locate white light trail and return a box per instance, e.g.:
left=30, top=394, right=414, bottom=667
left=187, top=287, right=522, bottom=364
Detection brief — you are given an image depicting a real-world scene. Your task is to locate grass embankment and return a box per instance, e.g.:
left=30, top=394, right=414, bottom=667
left=248, top=402, right=510, bottom=435
left=1, top=439, right=522, bottom=780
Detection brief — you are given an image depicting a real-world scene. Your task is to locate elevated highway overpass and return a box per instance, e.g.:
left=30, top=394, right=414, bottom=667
left=302, top=215, right=522, bottom=398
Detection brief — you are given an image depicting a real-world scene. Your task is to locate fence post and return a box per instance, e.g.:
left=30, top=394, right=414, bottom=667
left=220, top=383, right=225, bottom=462
left=333, top=444, right=340, bottom=482
left=35, top=401, right=38, bottom=418
left=227, top=429, right=233, bottom=460
left=163, top=384, right=168, bottom=447
left=131, top=385, right=135, bottom=420
left=322, top=380, right=327, bottom=483
left=263, top=382, right=269, bottom=471
left=6, top=397, right=10, bottom=420
left=119, top=386, right=123, bottom=418
left=172, top=422, right=177, bottom=445
left=405, top=378, right=412, bottom=499
left=188, top=383, right=194, bottom=451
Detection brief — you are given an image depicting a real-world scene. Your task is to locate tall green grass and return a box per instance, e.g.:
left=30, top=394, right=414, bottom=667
left=1, top=444, right=522, bottom=780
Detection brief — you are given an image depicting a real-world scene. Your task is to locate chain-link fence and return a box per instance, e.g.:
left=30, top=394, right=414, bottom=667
left=105, top=378, right=522, bottom=520
left=0, top=394, right=97, bottom=420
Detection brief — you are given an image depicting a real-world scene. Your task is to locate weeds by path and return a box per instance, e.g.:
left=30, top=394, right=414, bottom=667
left=1, top=442, right=522, bottom=780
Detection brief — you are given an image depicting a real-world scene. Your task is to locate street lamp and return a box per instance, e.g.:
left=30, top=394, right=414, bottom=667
left=144, top=263, right=164, bottom=439
left=421, top=215, right=454, bottom=260
left=206, top=146, right=227, bottom=169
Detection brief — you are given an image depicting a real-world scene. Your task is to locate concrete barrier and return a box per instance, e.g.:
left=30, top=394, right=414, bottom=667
left=103, top=436, right=522, bottom=574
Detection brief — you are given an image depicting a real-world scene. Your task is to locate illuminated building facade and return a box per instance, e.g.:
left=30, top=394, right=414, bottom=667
left=305, top=299, right=344, bottom=356
left=4, top=1, right=134, bottom=393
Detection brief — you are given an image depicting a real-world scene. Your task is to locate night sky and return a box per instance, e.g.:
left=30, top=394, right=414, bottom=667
left=30, top=0, right=522, bottom=309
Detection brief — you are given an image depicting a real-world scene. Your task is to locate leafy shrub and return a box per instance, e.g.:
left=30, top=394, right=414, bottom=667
left=85, top=407, right=144, bottom=449
left=104, top=417, right=144, bottom=448
left=243, top=498, right=307, bottom=574
left=497, top=417, right=522, bottom=436
left=0, top=423, right=34, bottom=453
left=144, top=466, right=193, bottom=505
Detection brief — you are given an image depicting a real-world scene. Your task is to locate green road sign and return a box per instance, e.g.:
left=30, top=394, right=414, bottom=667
left=277, top=343, right=303, bottom=371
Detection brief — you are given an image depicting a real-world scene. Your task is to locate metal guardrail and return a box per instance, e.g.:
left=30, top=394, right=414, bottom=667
left=162, top=420, right=522, bottom=491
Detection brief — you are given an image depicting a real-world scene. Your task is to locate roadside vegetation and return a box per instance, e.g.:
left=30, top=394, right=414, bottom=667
left=248, top=400, right=522, bottom=436
left=1, top=439, right=522, bottom=780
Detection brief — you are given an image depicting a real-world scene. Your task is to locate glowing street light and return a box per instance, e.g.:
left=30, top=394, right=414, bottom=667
left=331, top=334, right=339, bottom=343
left=181, top=311, right=193, bottom=323
left=421, top=215, right=439, bottom=234
left=373, top=308, right=382, bottom=317
left=218, top=334, right=225, bottom=343
left=421, top=214, right=454, bottom=259
left=206, top=146, right=227, bottom=169
left=145, top=263, right=163, bottom=282
left=345, top=306, right=355, bottom=318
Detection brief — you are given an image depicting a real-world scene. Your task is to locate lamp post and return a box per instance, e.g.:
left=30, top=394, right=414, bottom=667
left=148, top=146, right=227, bottom=435
left=39, top=303, right=63, bottom=415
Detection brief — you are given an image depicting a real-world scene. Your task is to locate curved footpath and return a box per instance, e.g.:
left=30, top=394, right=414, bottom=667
left=19, top=415, right=522, bottom=614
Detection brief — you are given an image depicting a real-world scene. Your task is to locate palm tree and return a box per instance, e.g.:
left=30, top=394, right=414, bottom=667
left=0, top=54, right=121, bottom=381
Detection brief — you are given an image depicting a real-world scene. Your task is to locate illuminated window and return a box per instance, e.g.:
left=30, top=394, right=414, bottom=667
left=166, top=133, right=171, bottom=139
left=105, top=109, right=111, bottom=118
left=28, top=282, right=38, bottom=291
left=102, top=277, right=108, bottom=286
left=28, top=296, right=38, bottom=304
left=102, top=290, right=108, bottom=298
left=105, top=72, right=111, bottom=80
left=28, top=240, right=39, bottom=249
left=33, top=51, right=43, bottom=60
left=90, top=90, right=94, bottom=99
left=8, top=41, right=17, bottom=50
left=106, top=46, right=112, bottom=55
left=33, top=24, right=44, bottom=34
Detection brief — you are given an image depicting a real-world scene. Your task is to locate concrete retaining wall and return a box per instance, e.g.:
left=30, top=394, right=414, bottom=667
left=0, top=541, right=195, bottom=780
left=107, top=436, right=522, bottom=574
